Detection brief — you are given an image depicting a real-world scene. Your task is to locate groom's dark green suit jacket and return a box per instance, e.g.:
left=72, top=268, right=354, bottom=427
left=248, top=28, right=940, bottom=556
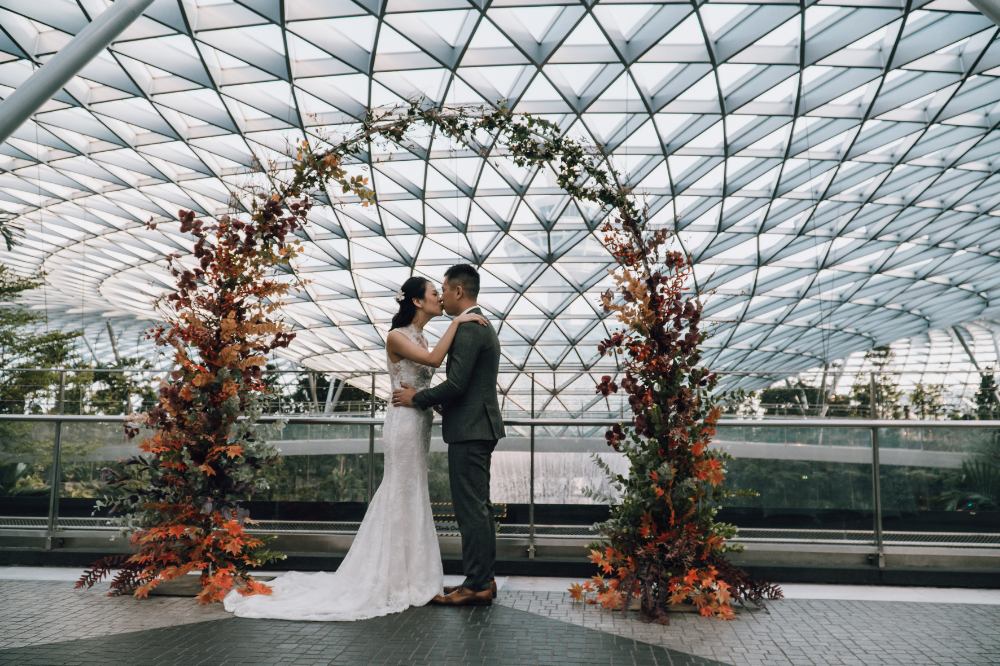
left=412, top=306, right=505, bottom=444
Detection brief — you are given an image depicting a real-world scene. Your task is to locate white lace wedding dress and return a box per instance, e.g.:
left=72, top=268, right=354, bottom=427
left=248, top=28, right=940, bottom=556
left=224, top=324, right=444, bottom=621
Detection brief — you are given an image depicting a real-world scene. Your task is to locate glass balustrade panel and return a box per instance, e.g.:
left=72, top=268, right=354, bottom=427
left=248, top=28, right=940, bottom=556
left=57, top=421, right=134, bottom=525
left=0, top=421, right=55, bottom=522
left=877, top=426, right=1000, bottom=537
left=715, top=425, right=875, bottom=534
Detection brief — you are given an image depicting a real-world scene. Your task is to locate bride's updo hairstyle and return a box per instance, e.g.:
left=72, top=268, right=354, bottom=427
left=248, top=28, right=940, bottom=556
left=390, top=276, right=431, bottom=330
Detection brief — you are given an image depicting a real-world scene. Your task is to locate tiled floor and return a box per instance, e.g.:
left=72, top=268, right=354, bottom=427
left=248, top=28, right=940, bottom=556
left=496, top=591, right=1000, bottom=666
left=0, top=577, right=229, bottom=651
left=0, top=569, right=998, bottom=665
left=0, top=581, right=721, bottom=666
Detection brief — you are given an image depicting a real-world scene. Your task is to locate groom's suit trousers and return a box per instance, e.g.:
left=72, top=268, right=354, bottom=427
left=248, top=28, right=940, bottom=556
left=449, top=439, right=498, bottom=593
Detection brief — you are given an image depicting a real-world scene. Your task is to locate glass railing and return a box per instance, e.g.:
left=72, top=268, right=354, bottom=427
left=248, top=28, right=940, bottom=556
left=1, top=415, right=998, bottom=556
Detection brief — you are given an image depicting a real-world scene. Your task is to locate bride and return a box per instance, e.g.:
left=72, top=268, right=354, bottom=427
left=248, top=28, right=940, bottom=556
left=224, top=276, right=487, bottom=621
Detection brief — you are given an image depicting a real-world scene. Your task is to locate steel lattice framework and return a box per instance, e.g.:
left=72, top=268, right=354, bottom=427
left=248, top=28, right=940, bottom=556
left=3, top=0, right=1000, bottom=411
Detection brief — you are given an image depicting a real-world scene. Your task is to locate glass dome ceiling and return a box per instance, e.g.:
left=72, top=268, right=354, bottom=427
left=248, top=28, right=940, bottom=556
left=4, top=0, right=1000, bottom=412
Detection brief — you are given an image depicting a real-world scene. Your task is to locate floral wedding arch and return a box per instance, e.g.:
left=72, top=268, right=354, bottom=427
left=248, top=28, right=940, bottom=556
left=76, top=102, right=778, bottom=619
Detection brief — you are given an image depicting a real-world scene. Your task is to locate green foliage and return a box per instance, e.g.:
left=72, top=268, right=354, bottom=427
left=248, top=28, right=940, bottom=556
left=725, top=459, right=873, bottom=510
left=941, top=431, right=1000, bottom=512
left=251, top=451, right=456, bottom=505
left=84, top=361, right=159, bottom=415
left=974, top=371, right=1000, bottom=420
left=0, top=265, right=88, bottom=497
left=850, top=346, right=902, bottom=418
left=941, top=459, right=1000, bottom=512
left=0, top=462, right=49, bottom=496
left=908, top=382, right=948, bottom=420
left=258, top=454, right=378, bottom=502
left=0, top=214, right=18, bottom=251
left=0, top=266, right=82, bottom=415
left=758, top=381, right=824, bottom=417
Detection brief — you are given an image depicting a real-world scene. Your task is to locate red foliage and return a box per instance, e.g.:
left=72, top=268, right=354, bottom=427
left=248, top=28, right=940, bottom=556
left=573, top=209, right=781, bottom=622
left=79, top=144, right=371, bottom=602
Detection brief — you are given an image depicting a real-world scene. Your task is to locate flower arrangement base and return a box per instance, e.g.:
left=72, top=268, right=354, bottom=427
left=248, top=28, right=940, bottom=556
left=627, top=599, right=701, bottom=613
left=147, top=574, right=276, bottom=597
left=667, top=603, right=701, bottom=613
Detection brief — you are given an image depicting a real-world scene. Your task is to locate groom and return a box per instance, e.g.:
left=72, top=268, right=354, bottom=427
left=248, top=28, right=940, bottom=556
left=391, top=264, right=505, bottom=607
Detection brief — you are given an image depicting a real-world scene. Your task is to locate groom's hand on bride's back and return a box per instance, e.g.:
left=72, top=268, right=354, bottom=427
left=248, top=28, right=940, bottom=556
left=392, top=382, right=417, bottom=408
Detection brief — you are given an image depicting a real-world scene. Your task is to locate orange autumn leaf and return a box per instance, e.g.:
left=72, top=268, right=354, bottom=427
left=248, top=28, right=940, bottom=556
left=166, top=525, right=187, bottom=539
left=239, top=579, right=274, bottom=597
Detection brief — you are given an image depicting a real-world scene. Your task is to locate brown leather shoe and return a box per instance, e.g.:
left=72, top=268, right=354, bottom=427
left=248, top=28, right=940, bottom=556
left=430, top=586, right=492, bottom=606
left=443, top=580, right=496, bottom=598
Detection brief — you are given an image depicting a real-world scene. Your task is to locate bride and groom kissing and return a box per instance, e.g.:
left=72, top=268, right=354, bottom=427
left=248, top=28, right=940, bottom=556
left=225, top=264, right=506, bottom=621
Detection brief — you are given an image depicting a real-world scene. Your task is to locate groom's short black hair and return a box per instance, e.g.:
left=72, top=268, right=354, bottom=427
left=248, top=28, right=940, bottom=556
left=445, top=264, right=480, bottom=299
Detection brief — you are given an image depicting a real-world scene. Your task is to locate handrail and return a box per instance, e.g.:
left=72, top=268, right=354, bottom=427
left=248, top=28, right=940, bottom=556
left=0, top=367, right=976, bottom=376
left=508, top=417, right=1000, bottom=429
left=5, top=413, right=1000, bottom=428
left=0, top=414, right=386, bottom=425
left=0, top=368, right=395, bottom=375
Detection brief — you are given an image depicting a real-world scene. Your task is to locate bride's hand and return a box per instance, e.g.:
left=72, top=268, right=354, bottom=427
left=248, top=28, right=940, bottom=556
left=456, top=312, right=488, bottom=327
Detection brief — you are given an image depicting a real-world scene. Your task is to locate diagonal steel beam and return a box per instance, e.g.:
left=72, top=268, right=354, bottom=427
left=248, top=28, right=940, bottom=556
left=969, top=0, right=1000, bottom=27
left=0, top=0, right=155, bottom=146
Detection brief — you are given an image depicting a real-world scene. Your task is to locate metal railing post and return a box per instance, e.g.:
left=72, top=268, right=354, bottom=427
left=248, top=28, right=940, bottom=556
left=870, top=372, right=885, bottom=568
left=870, top=372, right=877, bottom=420
left=529, top=374, right=535, bottom=559
left=46, top=419, right=63, bottom=547
left=126, top=369, right=133, bottom=415
left=309, top=372, right=318, bottom=413
left=871, top=424, right=885, bottom=569
left=367, top=373, right=376, bottom=504
left=57, top=370, right=66, bottom=417
left=47, top=370, right=67, bottom=547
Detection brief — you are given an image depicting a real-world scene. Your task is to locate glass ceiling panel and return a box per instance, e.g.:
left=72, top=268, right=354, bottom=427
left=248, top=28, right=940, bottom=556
left=3, top=0, right=1000, bottom=415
